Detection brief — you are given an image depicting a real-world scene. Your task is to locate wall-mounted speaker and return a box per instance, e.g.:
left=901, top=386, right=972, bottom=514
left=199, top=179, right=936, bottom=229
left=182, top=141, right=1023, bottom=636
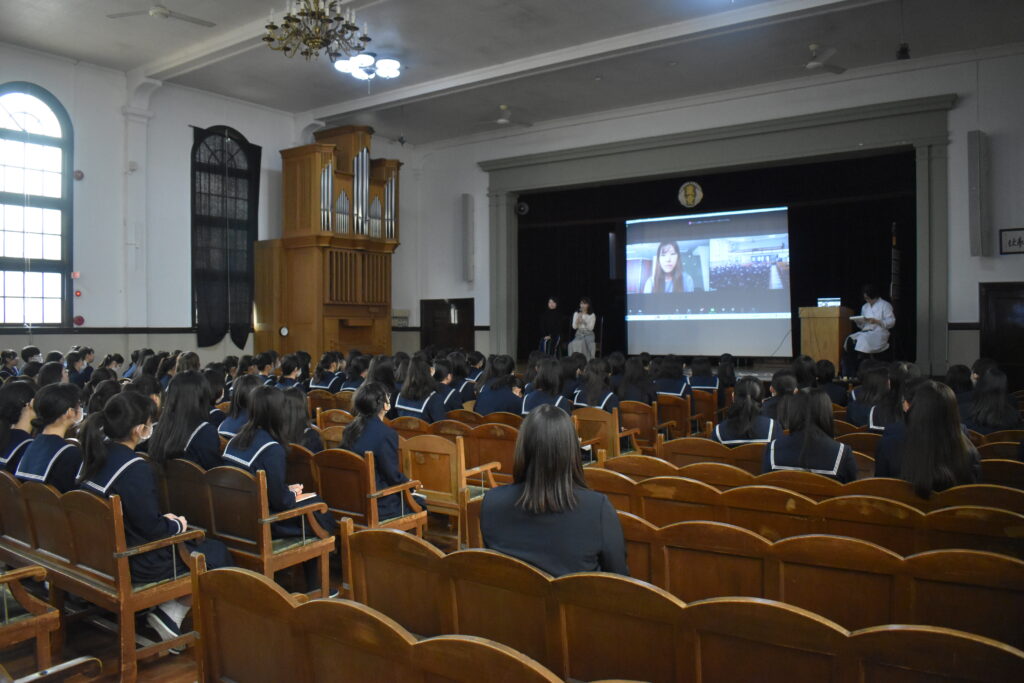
left=967, top=129, right=991, bottom=257
left=461, top=193, right=475, bottom=283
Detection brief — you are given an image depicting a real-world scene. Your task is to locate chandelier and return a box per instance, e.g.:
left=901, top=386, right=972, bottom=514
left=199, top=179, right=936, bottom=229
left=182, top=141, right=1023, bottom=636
left=334, top=52, right=401, bottom=80
left=263, top=1, right=371, bottom=62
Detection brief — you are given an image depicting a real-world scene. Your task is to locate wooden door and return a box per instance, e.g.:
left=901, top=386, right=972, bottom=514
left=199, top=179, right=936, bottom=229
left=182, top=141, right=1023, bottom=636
left=420, top=298, right=475, bottom=351
left=980, top=282, right=1024, bottom=389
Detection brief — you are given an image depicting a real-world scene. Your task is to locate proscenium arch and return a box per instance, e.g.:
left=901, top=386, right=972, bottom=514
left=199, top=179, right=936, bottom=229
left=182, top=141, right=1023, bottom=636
left=480, top=95, right=955, bottom=375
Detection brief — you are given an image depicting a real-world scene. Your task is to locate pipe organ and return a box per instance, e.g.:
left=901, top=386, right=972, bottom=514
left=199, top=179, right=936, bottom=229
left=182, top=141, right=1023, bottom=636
left=254, top=125, right=400, bottom=358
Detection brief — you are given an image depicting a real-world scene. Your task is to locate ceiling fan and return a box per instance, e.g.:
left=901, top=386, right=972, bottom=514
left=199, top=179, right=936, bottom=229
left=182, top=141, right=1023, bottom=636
left=476, top=104, right=532, bottom=128
left=106, top=3, right=216, bottom=28
left=805, top=43, right=846, bottom=74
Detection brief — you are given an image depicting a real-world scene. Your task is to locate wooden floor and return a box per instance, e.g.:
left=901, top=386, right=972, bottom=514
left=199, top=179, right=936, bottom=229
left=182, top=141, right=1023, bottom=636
left=1, top=519, right=460, bottom=682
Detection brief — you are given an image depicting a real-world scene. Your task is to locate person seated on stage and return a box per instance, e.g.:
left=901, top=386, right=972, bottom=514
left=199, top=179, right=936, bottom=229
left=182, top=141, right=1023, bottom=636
left=792, top=355, right=816, bottom=390
left=963, top=366, right=1022, bottom=435
left=447, top=352, right=477, bottom=405
left=762, top=388, right=857, bottom=483
left=0, top=381, right=36, bottom=473
left=874, top=376, right=930, bottom=478
left=218, top=374, right=262, bottom=438
left=281, top=386, right=323, bottom=453
left=712, top=376, right=778, bottom=446
left=653, top=355, right=690, bottom=399
left=897, top=381, right=980, bottom=498
left=432, top=358, right=464, bottom=413
left=606, top=351, right=626, bottom=392
left=688, top=356, right=719, bottom=392
left=845, top=362, right=887, bottom=428
left=616, top=357, right=657, bottom=405
left=762, top=369, right=797, bottom=422
left=522, top=358, right=571, bottom=415
left=842, top=283, right=896, bottom=377
left=14, top=384, right=83, bottom=492
left=339, top=354, right=369, bottom=392
left=393, top=358, right=448, bottom=423
left=867, top=361, right=921, bottom=433
left=815, top=359, right=848, bottom=407
left=474, top=355, right=523, bottom=416
left=273, top=354, right=305, bottom=393
left=573, top=358, right=619, bottom=415
left=539, top=296, right=564, bottom=357
left=309, top=352, right=345, bottom=393
left=480, top=404, right=628, bottom=577
left=148, top=371, right=221, bottom=470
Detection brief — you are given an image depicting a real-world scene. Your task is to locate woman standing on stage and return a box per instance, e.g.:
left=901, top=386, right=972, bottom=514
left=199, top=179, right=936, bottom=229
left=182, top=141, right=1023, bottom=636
left=567, top=297, right=597, bottom=360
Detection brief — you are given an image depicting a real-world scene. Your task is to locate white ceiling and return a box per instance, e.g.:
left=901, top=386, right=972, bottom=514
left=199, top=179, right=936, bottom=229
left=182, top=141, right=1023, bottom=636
left=2, top=0, right=1023, bottom=145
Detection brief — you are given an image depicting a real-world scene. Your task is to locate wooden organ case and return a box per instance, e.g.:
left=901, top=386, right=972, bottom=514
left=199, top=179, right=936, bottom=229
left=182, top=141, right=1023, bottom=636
left=254, top=125, right=400, bottom=357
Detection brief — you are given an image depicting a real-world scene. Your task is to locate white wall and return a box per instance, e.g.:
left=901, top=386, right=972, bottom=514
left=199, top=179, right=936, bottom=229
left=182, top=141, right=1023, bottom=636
left=393, top=47, right=1024, bottom=347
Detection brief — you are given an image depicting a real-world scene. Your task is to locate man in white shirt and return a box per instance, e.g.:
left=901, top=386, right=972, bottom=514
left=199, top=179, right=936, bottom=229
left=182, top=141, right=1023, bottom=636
left=842, top=284, right=896, bottom=376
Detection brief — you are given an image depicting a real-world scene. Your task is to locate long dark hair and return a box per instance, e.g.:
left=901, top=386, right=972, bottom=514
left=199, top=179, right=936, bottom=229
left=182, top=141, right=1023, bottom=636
left=233, top=386, right=286, bottom=450
left=447, top=352, right=470, bottom=385
left=616, top=357, right=651, bottom=400
left=780, top=388, right=834, bottom=471
left=944, top=364, right=973, bottom=395
left=81, top=368, right=116, bottom=407
left=148, top=371, right=212, bottom=466
left=77, top=392, right=156, bottom=484
left=854, top=366, right=889, bottom=405
left=726, top=376, right=763, bottom=438
left=874, top=361, right=920, bottom=426
left=718, top=354, right=737, bottom=388
left=656, top=355, right=684, bottom=381
left=650, top=241, right=683, bottom=293
left=514, top=404, right=587, bottom=514
left=314, top=352, right=339, bottom=384
left=481, top=355, right=517, bottom=392
left=31, top=383, right=81, bottom=431
left=280, top=387, right=312, bottom=445
left=0, top=382, right=36, bottom=446
left=340, top=381, right=389, bottom=451
left=228, top=374, right=262, bottom=419
left=901, top=381, right=976, bottom=498
left=792, top=355, right=816, bottom=389
left=533, top=358, right=562, bottom=396
left=346, top=355, right=369, bottom=383
left=605, top=351, right=626, bottom=379
left=968, top=367, right=1020, bottom=430
left=368, top=355, right=398, bottom=396
left=86, top=380, right=122, bottom=415
left=580, top=358, right=611, bottom=405
left=400, top=358, right=436, bottom=401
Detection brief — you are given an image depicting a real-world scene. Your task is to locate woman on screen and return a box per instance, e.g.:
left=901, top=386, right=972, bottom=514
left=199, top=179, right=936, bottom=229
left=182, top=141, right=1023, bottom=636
left=642, top=241, right=695, bottom=294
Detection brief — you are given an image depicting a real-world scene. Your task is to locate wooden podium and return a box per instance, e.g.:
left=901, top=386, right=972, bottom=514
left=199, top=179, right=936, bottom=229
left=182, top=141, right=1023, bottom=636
left=799, top=306, right=852, bottom=367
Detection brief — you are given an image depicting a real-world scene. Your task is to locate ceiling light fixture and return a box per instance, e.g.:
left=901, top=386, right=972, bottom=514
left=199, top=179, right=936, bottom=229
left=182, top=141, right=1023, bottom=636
left=334, top=53, right=402, bottom=80
left=263, top=1, right=371, bottom=62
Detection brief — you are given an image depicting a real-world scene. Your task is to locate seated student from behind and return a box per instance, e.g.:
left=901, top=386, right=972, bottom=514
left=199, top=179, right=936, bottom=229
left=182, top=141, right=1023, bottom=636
left=559, top=355, right=585, bottom=401
left=615, top=357, right=657, bottom=404
left=688, top=356, right=719, bottom=392
left=218, top=374, right=262, bottom=438
left=844, top=361, right=887, bottom=427
left=203, top=369, right=228, bottom=428
left=274, top=354, right=306, bottom=393
left=963, top=366, right=1022, bottom=436
left=712, top=376, right=778, bottom=446
left=394, top=358, right=448, bottom=423
left=15, top=384, right=83, bottom=492
left=522, top=358, right=571, bottom=415
left=432, top=359, right=464, bottom=412
left=76, top=392, right=233, bottom=644
left=653, top=355, right=690, bottom=398
left=573, top=358, right=619, bottom=414
left=792, top=355, right=816, bottom=390
left=762, top=388, right=857, bottom=483
left=480, top=404, right=628, bottom=577
left=341, top=382, right=424, bottom=520
left=0, top=381, right=36, bottom=473
left=474, top=355, right=523, bottom=416
left=465, top=350, right=486, bottom=383
left=814, top=359, right=848, bottom=407
left=309, top=352, right=344, bottom=393
left=148, top=371, right=221, bottom=470
left=762, top=369, right=797, bottom=422
left=897, top=381, right=980, bottom=497
left=447, top=352, right=477, bottom=405
left=254, top=353, right=276, bottom=387
left=281, top=387, right=323, bottom=453
left=944, top=364, right=974, bottom=411
left=866, top=361, right=919, bottom=433
left=339, top=355, right=369, bottom=392
left=874, top=376, right=929, bottom=477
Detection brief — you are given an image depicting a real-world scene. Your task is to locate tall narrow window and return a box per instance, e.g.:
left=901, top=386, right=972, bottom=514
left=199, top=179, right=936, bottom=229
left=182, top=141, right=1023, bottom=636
left=0, top=83, right=72, bottom=326
left=191, top=126, right=261, bottom=348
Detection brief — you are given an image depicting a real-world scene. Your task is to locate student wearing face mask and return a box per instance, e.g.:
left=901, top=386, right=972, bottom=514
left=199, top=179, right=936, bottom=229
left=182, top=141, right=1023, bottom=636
left=0, top=381, right=36, bottom=473
left=15, top=383, right=83, bottom=492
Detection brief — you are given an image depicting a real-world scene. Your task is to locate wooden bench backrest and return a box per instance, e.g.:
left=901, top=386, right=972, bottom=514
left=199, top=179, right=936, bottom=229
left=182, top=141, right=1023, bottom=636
left=447, top=409, right=483, bottom=425
left=319, top=425, right=345, bottom=450
left=985, top=429, right=1024, bottom=445
left=317, top=408, right=353, bottom=430
left=981, top=458, right=1024, bottom=490
left=833, top=419, right=862, bottom=436
left=206, top=466, right=265, bottom=552
left=932, top=483, right=1024, bottom=515
left=333, top=391, right=355, bottom=413
left=63, top=490, right=125, bottom=587
left=658, top=519, right=772, bottom=601
left=817, top=495, right=924, bottom=556
left=836, top=431, right=882, bottom=456
left=463, top=423, right=517, bottom=485
left=656, top=394, right=692, bottom=438
left=482, top=411, right=523, bottom=428
left=413, top=634, right=563, bottom=683
left=690, top=389, right=717, bottom=427
left=719, top=485, right=818, bottom=542
left=21, top=483, right=75, bottom=564
left=164, top=458, right=214, bottom=530
left=676, top=462, right=755, bottom=489
left=429, top=419, right=472, bottom=442
left=306, top=390, right=336, bottom=418
left=655, top=436, right=731, bottom=468
left=604, top=453, right=677, bottom=480
left=758, top=469, right=844, bottom=501
left=313, top=448, right=374, bottom=527
left=618, top=400, right=658, bottom=448
left=573, top=407, right=621, bottom=459
left=636, top=476, right=722, bottom=527
left=582, top=468, right=641, bottom=515
left=924, top=505, right=1024, bottom=558
left=400, top=435, right=466, bottom=509
left=388, top=416, right=431, bottom=441
left=0, top=471, right=34, bottom=548
left=725, top=442, right=767, bottom=475
left=978, top=442, right=1021, bottom=460
left=286, top=444, right=319, bottom=492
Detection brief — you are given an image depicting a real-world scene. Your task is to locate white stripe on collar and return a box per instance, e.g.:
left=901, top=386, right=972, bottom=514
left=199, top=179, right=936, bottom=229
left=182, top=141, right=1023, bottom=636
left=223, top=440, right=279, bottom=468
left=769, top=440, right=845, bottom=476
left=185, top=421, right=210, bottom=451
left=82, top=456, right=145, bottom=495
left=16, top=443, right=76, bottom=482
left=395, top=391, right=436, bottom=414
left=0, top=437, right=32, bottom=465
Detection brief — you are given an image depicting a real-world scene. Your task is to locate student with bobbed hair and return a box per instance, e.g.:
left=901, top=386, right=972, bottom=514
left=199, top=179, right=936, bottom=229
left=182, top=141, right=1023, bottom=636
left=21, top=345, right=42, bottom=367
left=762, top=369, right=798, bottom=422
left=480, top=404, right=628, bottom=577
left=309, top=352, right=344, bottom=392
left=65, top=351, right=86, bottom=388
left=15, top=384, right=83, bottom=492
left=653, top=355, right=690, bottom=398
left=791, top=355, right=817, bottom=390
left=274, top=354, right=305, bottom=392
left=447, top=352, right=476, bottom=404
left=81, top=368, right=116, bottom=408
left=340, top=355, right=369, bottom=392
left=253, top=353, right=276, bottom=387
left=474, top=355, right=523, bottom=416
left=341, top=382, right=424, bottom=520
left=37, top=361, right=67, bottom=387
left=466, top=350, right=486, bottom=383
left=762, top=388, right=857, bottom=483
left=394, top=357, right=448, bottom=423
left=616, top=357, right=657, bottom=404
left=688, top=356, right=719, bottom=392
left=76, top=391, right=233, bottom=643
left=814, top=359, right=848, bottom=407
left=0, top=382, right=36, bottom=472
left=281, top=387, right=323, bottom=453
left=573, top=358, right=619, bottom=414
left=140, top=354, right=162, bottom=378
left=85, top=380, right=122, bottom=415
left=432, top=358, right=464, bottom=412
left=148, top=371, right=220, bottom=470
left=712, top=376, right=777, bottom=446
left=218, top=373, right=261, bottom=438
left=0, top=350, right=19, bottom=380
left=964, top=367, right=1022, bottom=435
left=898, top=381, right=979, bottom=497
left=605, top=351, right=626, bottom=391
left=845, top=363, right=888, bottom=427
left=522, top=358, right=571, bottom=415
left=559, top=355, right=586, bottom=401
left=203, top=369, right=228, bottom=428
left=44, top=350, right=63, bottom=364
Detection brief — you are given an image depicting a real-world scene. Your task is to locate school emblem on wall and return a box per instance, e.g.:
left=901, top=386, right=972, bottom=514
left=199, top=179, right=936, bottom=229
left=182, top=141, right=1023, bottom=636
left=678, top=181, right=703, bottom=208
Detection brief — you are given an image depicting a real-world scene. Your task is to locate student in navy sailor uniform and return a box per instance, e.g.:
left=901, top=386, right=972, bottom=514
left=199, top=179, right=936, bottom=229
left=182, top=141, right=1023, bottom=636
left=0, top=349, right=20, bottom=381
left=466, top=351, right=486, bottom=384
left=873, top=377, right=930, bottom=478
left=339, top=355, right=369, bottom=392
left=309, top=352, right=345, bottom=393
left=944, top=364, right=974, bottom=413
left=522, top=358, right=571, bottom=415
left=559, top=356, right=584, bottom=401
left=446, top=352, right=477, bottom=405
left=394, top=358, right=449, bottom=423
left=148, top=371, right=222, bottom=470
left=605, top=352, right=626, bottom=393
left=77, top=392, right=232, bottom=643
left=480, top=404, right=628, bottom=577
left=218, top=374, right=262, bottom=438
left=687, top=356, right=719, bottom=393
left=653, top=355, right=691, bottom=399
left=762, top=370, right=798, bottom=423
left=0, top=381, right=36, bottom=473
left=281, top=387, right=324, bottom=453
left=66, top=351, right=88, bottom=388
left=573, top=358, right=620, bottom=415
left=432, top=359, right=464, bottom=413
left=15, top=383, right=83, bottom=492
left=273, top=354, right=306, bottom=393
left=815, top=359, right=849, bottom=407
left=222, top=387, right=338, bottom=541
left=712, top=376, right=778, bottom=446
left=762, top=389, right=857, bottom=483
left=78, top=347, right=96, bottom=383
left=203, top=369, right=228, bottom=429
left=342, top=382, right=425, bottom=520
left=474, top=355, right=523, bottom=416
left=865, top=361, right=920, bottom=434
left=616, top=358, right=657, bottom=404
left=962, top=366, right=1023, bottom=436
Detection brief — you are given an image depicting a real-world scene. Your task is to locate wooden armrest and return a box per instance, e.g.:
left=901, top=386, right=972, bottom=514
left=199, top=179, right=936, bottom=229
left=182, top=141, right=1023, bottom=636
left=291, top=593, right=311, bottom=604
left=0, top=566, right=47, bottom=584
left=465, top=461, right=502, bottom=477
left=115, top=528, right=205, bottom=558
left=370, top=479, right=423, bottom=499
left=260, top=501, right=328, bottom=524
left=618, top=428, right=640, bottom=438
left=13, top=656, right=102, bottom=682
left=579, top=436, right=602, bottom=448
left=656, top=420, right=677, bottom=430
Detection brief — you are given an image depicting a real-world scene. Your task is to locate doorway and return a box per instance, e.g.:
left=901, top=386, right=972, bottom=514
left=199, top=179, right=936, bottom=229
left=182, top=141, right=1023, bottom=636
left=420, top=298, right=475, bottom=351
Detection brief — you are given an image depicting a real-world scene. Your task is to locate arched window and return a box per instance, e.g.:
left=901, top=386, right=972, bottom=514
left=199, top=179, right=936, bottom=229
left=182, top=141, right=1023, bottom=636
left=191, top=125, right=261, bottom=348
left=0, top=82, right=73, bottom=326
